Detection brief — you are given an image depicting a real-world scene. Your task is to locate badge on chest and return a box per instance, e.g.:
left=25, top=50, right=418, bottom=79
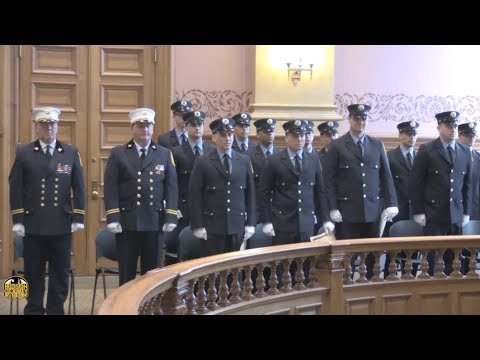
left=57, top=163, right=72, bottom=174
left=154, top=164, right=165, bottom=175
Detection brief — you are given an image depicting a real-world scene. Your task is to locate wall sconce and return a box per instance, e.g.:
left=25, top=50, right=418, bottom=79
left=286, top=61, right=313, bottom=86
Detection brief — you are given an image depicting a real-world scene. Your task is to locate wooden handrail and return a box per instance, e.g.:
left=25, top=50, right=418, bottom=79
left=98, top=235, right=480, bottom=315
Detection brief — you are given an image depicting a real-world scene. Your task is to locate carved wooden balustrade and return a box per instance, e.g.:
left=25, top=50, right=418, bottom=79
left=98, top=235, right=480, bottom=315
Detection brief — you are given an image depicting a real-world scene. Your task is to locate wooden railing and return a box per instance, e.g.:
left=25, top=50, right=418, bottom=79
left=98, top=235, right=480, bottom=315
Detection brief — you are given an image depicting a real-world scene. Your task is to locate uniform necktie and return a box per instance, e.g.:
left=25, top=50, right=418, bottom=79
left=241, top=142, right=246, bottom=152
left=265, top=150, right=271, bottom=158
left=45, top=145, right=52, bottom=159
left=140, top=148, right=146, bottom=165
left=180, top=133, right=187, bottom=144
left=447, top=145, right=454, bottom=164
left=194, top=145, right=200, bottom=157
left=406, top=151, right=413, bottom=170
left=357, top=140, right=364, bottom=158
left=294, top=154, right=301, bottom=173
left=223, top=154, right=230, bottom=173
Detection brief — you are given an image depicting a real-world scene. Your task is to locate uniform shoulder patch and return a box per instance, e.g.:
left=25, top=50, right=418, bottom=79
left=170, top=151, right=176, bottom=167
left=78, top=152, right=83, bottom=167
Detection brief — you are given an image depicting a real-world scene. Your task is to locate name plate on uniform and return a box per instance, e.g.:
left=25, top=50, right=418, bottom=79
left=57, top=163, right=72, bottom=174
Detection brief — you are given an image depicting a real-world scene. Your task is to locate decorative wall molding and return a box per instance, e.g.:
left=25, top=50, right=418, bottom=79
left=175, top=90, right=480, bottom=126
left=175, top=90, right=252, bottom=121
left=334, top=93, right=480, bottom=123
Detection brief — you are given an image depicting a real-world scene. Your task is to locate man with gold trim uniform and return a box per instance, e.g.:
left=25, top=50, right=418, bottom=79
left=9, top=106, right=85, bottom=315
left=104, top=107, right=178, bottom=286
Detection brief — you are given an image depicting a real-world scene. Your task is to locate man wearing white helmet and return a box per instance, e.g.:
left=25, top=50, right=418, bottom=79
left=104, top=107, right=178, bottom=285
left=9, top=106, right=85, bottom=315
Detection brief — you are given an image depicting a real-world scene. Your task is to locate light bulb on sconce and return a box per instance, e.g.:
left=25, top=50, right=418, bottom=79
left=286, top=61, right=314, bottom=86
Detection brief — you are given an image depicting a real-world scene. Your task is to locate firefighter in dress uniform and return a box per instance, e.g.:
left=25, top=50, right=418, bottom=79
left=104, top=107, right=178, bottom=285
left=9, top=106, right=85, bottom=315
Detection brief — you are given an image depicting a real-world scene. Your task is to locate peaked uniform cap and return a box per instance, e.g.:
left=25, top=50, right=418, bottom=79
left=32, top=107, right=61, bottom=123
left=129, top=108, right=156, bottom=125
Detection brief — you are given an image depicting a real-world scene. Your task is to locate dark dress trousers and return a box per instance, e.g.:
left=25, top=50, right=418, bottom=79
left=104, top=140, right=178, bottom=285
left=9, top=139, right=85, bottom=315
left=189, top=148, right=256, bottom=256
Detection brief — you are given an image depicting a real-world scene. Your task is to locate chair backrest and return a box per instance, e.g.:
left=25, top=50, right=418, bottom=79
left=248, top=223, right=272, bottom=249
left=389, top=220, right=424, bottom=237
left=96, top=227, right=118, bottom=262
left=462, top=220, right=480, bottom=235
left=178, top=226, right=203, bottom=262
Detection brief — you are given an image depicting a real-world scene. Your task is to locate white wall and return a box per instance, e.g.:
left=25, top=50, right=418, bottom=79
left=334, top=45, right=480, bottom=137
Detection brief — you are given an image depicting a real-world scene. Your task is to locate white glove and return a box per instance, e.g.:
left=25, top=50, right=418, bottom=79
left=193, top=227, right=207, bottom=240
left=177, top=210, right=183, bottom=219
left=262, top=223, right=275, bottom=237
left=330, top=209, right=343, bottom=223
left=243, top=226, right=255, bottom=241
left=383, top=206, right=399, bottom=222
left=162, top=223, right=177, bottom=232
left=322, top=221, right=335, bottom=233
left=107, top=222, right=123, bottom=233
left=413, top=214, right=426, bottom=227
left=12, top=223, right=25, bottom=237
left=462, top=214, right=470, bottom=227
left=71, top=222, right=84, bottom=232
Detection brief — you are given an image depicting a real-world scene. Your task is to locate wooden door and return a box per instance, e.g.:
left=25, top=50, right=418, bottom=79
left=17, top=45, right=171, bottom=275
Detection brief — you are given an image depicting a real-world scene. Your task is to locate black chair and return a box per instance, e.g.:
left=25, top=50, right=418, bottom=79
left=387, top=219, right=424, bottom=276
left=389, top=219, right=424, bottom=237
left=10, top=235, right=76, bottom=315
left=178, top=226, right=203, bottom=262
left=90, top=227, right=118, bottom=315
left=247, top=223, right=272, bottom=249
left=460, top=220, right=480, bottom=271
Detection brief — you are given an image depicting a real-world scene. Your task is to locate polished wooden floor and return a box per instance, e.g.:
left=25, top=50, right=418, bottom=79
left=0, top=275, right=119, bottom=315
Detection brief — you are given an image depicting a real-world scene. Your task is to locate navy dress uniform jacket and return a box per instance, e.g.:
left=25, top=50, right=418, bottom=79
left=317, top=147, right=328, bottom=169
left=470, top=150, right=480, bottom=220
left=189, top=148, right=256, bottom=236
left=157, top=129, right=180, bottom=149
left=411, top=138, right=472, bottom=226
left=104, top=140, right=178, bottom=231
left=245, top=144, right=278, bottom=222
left=323, top=133, right=398, bottom=223
left=171, top=141, right=216, bottom=223
left=232, top=139, right=258, bottom=154
left=258, top=149, right=329, bottom=233
left=9, top=140, right=85, bottom=236
left=387, top=146, right=417, bottom=220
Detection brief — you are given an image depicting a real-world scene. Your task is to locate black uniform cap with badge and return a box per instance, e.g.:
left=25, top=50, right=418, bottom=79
left=253, top=118, right=277, bottom=133
left=282, top=119, right=308, bottom=134
left=183, top=110, right=206, bottom=125
left=32, top=106, right=61, bottom=124
left=317, top=121, right=339, bottom=135
left=458, top=121, right=477, bottom=136
left=209, top=117, right=235, bottom=134
left=231, top=112, right=252, bottom=126
left=129, top=107, right=156, bottom=125
left=305, top=120, right=315, bottom=133
left=397, top=120, right=419, bottom=135
left=347, top=103, right=371, bottom=120
left=435, top=111, right=460, bottom=125
left=170, top=100, right=193, bottom=115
